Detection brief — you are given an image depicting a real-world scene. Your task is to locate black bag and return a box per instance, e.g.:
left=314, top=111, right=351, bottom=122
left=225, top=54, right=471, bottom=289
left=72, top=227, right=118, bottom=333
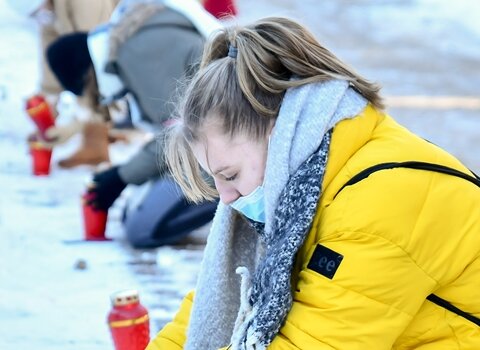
left=123, top=177, right=218, bottom=249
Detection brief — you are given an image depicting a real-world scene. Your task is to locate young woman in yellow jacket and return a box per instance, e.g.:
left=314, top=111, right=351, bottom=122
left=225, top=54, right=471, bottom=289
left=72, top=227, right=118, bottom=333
left=147, top=17, right=480, bottom=350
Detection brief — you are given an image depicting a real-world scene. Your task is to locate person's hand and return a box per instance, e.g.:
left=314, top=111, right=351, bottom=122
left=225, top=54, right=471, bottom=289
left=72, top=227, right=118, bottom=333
left=44, top=120, right=84, bottom=145
left=87, top=166, right=127, bottom=211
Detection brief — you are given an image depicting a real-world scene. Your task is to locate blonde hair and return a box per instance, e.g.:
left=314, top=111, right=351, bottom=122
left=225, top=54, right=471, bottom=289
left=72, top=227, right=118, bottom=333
left=165, top=17, right=384, bottom=203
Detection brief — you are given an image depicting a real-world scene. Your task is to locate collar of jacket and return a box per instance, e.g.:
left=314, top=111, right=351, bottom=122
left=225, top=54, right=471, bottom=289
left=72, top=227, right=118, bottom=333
left=321, top=104, right=386, bottom=204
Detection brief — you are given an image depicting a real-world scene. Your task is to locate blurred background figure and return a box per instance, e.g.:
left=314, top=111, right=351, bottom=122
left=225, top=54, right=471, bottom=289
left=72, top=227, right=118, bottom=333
left=6, top=0, right=239, bottom=171
left=6, top=0, right=120, bottom=168
left=47, top=0, right=222, bottom=248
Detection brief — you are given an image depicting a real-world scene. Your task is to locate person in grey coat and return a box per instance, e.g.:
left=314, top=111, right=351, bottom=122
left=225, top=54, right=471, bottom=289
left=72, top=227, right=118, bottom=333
left=48, top=0, right=222, bottom=247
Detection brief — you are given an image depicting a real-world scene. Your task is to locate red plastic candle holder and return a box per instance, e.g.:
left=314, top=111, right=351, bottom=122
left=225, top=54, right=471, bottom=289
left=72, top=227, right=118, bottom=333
left=81, top=192, right=108, bottom=241
left=108, top=290, right=150, bottom=350
left=29, top=142, right=52, bottom=176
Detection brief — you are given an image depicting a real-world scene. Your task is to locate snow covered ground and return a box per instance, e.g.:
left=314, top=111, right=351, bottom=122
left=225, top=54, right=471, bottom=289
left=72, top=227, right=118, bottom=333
left=0, top=0, right=478, bottom=349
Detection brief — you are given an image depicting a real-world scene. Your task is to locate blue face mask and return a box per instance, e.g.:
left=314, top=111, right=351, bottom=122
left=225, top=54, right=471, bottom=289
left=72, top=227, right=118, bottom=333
left=230, top=185, right=265, bottom=223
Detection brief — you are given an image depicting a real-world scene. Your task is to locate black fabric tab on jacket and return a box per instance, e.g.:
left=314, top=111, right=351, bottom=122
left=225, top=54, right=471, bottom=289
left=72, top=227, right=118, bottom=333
left=307, top=244, right=343, bottom=279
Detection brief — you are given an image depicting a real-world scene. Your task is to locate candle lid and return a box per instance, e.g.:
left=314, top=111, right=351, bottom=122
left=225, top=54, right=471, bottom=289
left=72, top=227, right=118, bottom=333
left=111, top=289, right=140, bottom=306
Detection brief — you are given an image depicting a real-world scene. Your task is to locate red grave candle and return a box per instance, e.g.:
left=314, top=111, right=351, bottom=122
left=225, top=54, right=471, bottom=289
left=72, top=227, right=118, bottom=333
left=108, top=290, right=150, bottom=350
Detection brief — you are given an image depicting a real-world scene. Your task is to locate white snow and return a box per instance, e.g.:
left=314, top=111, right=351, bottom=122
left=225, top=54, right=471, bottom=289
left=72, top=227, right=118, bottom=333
left=0, top=0, right=479, bottom=349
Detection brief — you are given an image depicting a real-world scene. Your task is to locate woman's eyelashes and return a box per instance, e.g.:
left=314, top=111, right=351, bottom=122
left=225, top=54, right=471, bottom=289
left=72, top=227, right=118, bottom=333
left=224, top=173, right=237, bottom=182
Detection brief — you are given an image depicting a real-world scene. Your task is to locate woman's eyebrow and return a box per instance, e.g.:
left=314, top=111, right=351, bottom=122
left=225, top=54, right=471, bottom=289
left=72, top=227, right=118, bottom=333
left=213, top=165, right=230, bottom=175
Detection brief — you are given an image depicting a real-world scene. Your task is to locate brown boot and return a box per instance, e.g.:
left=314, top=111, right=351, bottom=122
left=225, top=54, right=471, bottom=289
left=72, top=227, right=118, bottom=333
left=58, top=121, right=110, bottom=168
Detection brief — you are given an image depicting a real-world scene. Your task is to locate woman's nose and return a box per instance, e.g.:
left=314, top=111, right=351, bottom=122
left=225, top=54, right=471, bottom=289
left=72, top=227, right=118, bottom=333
left=215, top=181, right=240, bottom=205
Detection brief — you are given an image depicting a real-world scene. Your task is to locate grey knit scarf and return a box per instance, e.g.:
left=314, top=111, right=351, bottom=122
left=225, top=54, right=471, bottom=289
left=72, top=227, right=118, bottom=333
left=231, top=131, right=331, bottom=349
left=184, top=80, right=367, bottom=350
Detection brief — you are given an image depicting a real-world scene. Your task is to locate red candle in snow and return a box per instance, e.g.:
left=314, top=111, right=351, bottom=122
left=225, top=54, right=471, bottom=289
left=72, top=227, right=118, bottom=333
left=29, top=141, right=53, bottom=176
left=108, top=290, right=150, bottom=350
left=81, top=189, right=108, bottom=241
left=25, top=94, right=55, bottom=140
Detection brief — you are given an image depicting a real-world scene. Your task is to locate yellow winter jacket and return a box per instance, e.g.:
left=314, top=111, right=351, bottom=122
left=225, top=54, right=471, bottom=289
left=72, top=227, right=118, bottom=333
left=147, top=106, right=480, bottom=349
